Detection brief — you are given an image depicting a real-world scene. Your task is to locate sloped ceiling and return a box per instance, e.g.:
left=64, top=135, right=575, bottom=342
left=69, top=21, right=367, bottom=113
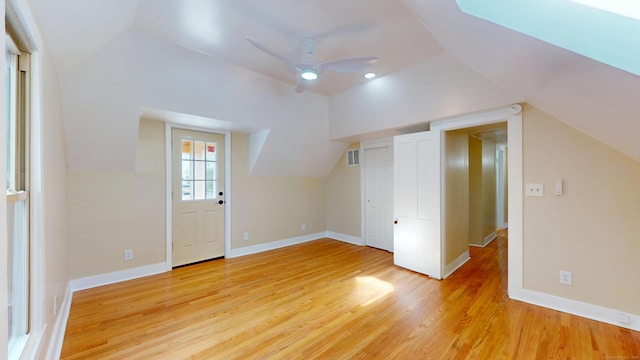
left=30, top=0, right=640, bottom=176
left=404, top=0, right=640, bottom=162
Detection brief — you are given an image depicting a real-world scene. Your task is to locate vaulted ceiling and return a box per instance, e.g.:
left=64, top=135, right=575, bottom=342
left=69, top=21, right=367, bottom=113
left=30, top=0, right=640, bottom=175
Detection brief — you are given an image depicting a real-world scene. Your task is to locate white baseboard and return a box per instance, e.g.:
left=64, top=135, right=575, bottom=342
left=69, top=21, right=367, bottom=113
left=70, top=262, right=167, bottom=292
left=469, top=232, right=498, bottom=248
left=443, top=250, right=470, bottom=279
left=510, top=288, right=640, bottom=332
left=326, top=231, right=363, bottom=246
left=228, top=232, right=326, bottom=258
left=483, top=231, right=497, bottom=246
left=45, top=285, right=73, bottom=360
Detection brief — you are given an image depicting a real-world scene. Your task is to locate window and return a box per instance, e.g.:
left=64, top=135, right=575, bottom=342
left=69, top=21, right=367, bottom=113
left=180, top=137, right=217, bottom=201
left=6, top=34, right=30, bottom=359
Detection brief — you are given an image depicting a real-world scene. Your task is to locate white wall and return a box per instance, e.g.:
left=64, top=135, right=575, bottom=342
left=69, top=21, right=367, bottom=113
left=1, top=5, right=8, bottom=355
left=329, top=53, right=521, bottom=140
left=60, top=29, right=345, bottom=177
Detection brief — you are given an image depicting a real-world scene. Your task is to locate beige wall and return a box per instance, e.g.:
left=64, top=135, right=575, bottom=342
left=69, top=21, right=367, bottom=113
left=445, top=131, right=469, bottom=264
left=468, top=136, right=483, bottom=246
left=325, top=144, right=361, bottom=237
left=39, top=46, right=70, bottom=355
left=230, top=133, right=326, bottom=248
left=67, top=129, right=329, bottom=279
left=67, top=120, right=166, bottom=278
left=502, top=147, right=508, bottom=227
left=523, top=105, right=640, bottom=314
left=469, top=136, right=497, bottom=246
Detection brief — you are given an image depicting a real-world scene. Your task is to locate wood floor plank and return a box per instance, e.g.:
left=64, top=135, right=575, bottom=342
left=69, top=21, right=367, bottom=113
left=61, top=232, right=640, bottom=359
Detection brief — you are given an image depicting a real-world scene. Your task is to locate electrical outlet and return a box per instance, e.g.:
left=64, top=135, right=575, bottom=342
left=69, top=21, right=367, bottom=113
left=559, top=271, right=572, bottom=285
left=301, top=223, right=306, bottom=232
left=124, top=249, right=134, bottom=261
left=525, top=183, right=544, bottom=197
left=243, top=232, right=249, bottom=241
left=616, top=312, right=631, bottom=324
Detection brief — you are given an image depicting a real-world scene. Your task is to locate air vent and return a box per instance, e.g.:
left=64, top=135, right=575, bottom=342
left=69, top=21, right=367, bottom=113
left=347, top=149, right=360, bottom=166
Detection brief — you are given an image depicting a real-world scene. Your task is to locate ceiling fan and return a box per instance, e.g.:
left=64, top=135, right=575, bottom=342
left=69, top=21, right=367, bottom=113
left=245, top=37, right=378, bottom=93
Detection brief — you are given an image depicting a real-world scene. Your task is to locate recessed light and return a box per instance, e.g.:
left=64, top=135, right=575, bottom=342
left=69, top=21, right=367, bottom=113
left=364, top=72, right=376, bottom=79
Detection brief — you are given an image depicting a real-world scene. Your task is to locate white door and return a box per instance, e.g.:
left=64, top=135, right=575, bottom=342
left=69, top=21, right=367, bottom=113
left=393, top=131, right=442, bottom=279
left=172, top=128, right=225, bottom=267
left=364, top=146, right=394, bottom=251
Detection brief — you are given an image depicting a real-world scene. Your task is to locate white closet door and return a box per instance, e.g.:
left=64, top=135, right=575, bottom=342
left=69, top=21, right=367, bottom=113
left=364, top=145, right=394, bottom=252
left=393, top=131, right=442, bottom=279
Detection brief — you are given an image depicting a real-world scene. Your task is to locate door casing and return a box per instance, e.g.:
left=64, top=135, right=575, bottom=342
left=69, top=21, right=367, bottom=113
left=430, top=105, right=522, bottom=290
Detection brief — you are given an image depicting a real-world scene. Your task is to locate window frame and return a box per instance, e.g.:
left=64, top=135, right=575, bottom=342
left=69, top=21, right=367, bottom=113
left=5, top=31, right=31, bottom=360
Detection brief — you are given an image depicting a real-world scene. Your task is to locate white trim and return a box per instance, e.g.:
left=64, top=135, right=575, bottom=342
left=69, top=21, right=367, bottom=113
left=45, top=285, right=72, bottom=360
left=469, top=232, right=497, bottom=248
left=430, top=107, right=513, bottom=131
left=511, top=288, right=640, bottom=332
left=69, top=263, right=167, bottom=292
left=164, top=123, right=172, bottom=270
left=326, top=231, right=364, bottom=246
left=506, top=109, right=524, bottom=298
left=164, top=124, right=231, bottom=270
left=5, top=0, right=42, bottom=51
left=17, top=328, right=43, bottom=360
left=228, top=232, right=326, bottom=258
left=443, top=250, right=470, bottom=279
left=483, top=231, right=497, bottom=246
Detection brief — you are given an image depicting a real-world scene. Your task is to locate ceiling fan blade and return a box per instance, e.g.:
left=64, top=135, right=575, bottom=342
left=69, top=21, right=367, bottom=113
left=318, top=56, right=378, bottom=74
left=245, top=37, right=297, bottom=68
left=295, top=78, right=307, bottom=93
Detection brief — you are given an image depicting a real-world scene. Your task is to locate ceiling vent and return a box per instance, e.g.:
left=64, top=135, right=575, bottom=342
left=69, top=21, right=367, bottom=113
left=347, top=149, right=360, bottom=166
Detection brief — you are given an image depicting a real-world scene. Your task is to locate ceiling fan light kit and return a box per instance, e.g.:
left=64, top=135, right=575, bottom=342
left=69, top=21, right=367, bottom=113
left=245, top=36, right=378, bottom=92
left=300, top=69, right=318, bottom=80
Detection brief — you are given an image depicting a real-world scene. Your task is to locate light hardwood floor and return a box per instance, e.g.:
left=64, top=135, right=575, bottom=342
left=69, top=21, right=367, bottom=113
left=62, top=232, right=640, bottom=359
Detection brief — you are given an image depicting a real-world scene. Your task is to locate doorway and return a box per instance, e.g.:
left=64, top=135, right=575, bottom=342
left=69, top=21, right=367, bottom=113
left=171, top=128, right=226, bottom=266
left=439, top=123, right=508, bottom=277
left=468, top=124, right=508, bottom=247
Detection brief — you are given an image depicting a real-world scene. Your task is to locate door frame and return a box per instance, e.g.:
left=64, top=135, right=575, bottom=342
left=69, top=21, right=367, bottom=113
left=360, top=138, right=393, bottom=250
left=430, top=104, right=523, bottom=295
left=165, top=123, right=231, bottom=270
left=496, top=144, right=507, bottom=229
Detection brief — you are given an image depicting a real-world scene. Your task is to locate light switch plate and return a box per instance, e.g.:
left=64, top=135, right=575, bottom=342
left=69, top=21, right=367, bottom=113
left=555, top=178, right=563, bottom=196
left=526, top=183, right=544, bottom=197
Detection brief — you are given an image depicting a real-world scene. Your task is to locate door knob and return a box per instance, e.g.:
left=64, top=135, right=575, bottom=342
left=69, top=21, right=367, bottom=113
left=394, top=219, right=398, bottom=224
left=218, top=200, right=224, bottom=205
left=219, top=191, right=224, bottom=196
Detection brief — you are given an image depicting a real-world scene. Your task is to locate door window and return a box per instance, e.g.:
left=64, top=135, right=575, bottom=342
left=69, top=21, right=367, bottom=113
left=180, top=138, right=217, bottom=201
